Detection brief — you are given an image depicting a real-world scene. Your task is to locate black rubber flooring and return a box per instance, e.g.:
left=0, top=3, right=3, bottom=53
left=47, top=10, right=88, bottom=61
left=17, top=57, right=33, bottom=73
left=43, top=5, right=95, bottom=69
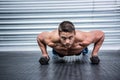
left=0, top=50, right=120, bottom=80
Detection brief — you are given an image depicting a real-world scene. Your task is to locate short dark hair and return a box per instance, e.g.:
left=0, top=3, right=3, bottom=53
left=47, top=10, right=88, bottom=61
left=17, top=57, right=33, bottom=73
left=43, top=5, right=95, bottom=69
left=58, top=21, right=75, bottom=33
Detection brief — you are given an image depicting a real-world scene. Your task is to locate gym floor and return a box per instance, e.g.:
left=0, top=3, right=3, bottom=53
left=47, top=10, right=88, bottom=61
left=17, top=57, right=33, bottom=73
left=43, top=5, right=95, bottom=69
left=0, top=50, right=120, bottom=80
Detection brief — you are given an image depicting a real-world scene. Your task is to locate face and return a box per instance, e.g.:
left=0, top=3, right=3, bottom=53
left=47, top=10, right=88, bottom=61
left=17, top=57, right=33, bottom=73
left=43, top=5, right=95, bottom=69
left=59, top=31, right=75, bottom=48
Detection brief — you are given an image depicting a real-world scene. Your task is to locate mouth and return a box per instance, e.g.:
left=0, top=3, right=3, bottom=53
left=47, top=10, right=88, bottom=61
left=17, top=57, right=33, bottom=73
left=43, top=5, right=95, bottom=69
left=64, top=44, right=71, bottom=48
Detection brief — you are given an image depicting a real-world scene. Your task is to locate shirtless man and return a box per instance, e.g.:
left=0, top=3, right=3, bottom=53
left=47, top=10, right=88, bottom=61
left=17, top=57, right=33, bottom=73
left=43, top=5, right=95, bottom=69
left=37, top=21, right=105, bottom=65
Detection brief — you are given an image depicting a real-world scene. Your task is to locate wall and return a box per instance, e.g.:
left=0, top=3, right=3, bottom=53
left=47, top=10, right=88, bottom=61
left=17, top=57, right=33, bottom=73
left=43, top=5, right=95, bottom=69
left=0, top=0, right=120, bottom=51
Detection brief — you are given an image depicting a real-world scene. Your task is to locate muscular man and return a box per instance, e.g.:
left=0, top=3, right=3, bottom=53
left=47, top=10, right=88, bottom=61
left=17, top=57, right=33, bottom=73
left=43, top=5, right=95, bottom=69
left=37, top=21, right=105, bottom=65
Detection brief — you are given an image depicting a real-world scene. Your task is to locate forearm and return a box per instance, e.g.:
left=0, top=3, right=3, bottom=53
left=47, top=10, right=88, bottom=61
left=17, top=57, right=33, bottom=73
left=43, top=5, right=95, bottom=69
left=92, top=34, right=105, bottom=56
left=40, top=46, right=48, bottom=56
left=92, top=44, right=101, bottom=56
left=37, top=36, right=48, bottom=57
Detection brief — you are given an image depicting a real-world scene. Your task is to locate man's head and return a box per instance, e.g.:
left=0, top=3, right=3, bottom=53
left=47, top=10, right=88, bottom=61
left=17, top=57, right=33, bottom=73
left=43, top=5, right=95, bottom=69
left=58, top=21, right=76, bottom=48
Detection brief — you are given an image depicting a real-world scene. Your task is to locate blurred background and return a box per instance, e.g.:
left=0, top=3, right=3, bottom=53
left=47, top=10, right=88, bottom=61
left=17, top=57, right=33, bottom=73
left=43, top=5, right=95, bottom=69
left=0, top=0, right=120, bottom=51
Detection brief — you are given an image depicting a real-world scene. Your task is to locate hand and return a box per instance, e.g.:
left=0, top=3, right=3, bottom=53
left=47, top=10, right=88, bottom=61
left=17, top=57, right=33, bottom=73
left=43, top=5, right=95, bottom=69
left=42, top=54, right=49, bottom=59
left=90, top=56, right=100, bottom=64
left=39, top=56, right=50, bottom=65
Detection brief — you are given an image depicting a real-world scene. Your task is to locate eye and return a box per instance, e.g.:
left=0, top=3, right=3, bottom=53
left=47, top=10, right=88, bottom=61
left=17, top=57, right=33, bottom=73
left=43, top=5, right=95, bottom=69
left=69, top=36, right=73, bottom=39
left=61, top=37, right=66, bottom=40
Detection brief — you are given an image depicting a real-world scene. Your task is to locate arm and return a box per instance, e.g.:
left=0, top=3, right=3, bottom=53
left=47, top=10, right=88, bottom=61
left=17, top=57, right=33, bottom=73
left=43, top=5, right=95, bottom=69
left=37, top=33, right=49, bottom=58
left=91, top=31, right=105, bottom=57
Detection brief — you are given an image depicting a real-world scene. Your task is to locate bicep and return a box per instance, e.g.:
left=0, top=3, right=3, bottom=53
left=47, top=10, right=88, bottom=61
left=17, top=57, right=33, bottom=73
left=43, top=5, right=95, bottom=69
left=92, top=30, right=105, bottom=43
left=37, top=32, right=48, bottom=46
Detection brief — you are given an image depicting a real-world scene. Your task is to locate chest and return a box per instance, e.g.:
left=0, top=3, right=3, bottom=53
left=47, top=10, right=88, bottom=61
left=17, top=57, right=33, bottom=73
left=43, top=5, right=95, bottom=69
left=48, top=41, right=90, bottom=55
left=70, top=41, right=90, bottom=50
left=53, top=42, right=86, bottom=55
left=50, top=41, right=90, bottom=51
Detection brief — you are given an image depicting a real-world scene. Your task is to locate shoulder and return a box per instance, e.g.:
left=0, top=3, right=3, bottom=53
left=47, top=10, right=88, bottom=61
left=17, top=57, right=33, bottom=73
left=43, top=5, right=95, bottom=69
left=90, top=30, right=104, bottom=33
left=38, top=30, right=59, bottom=42
left=37, top=31, right=49, bottom=40
left=90, top=30, right=104, bottom=37
left=75, top=30, right=104, bottom=43
left=75, top=30, right=95, bottom=42
left=75, top=30, right=86, bottom=41
left=49, top=30, right=60, bottom=42
left=89, top=30, right=105, bottom=42
left=38, top=30, right=56, bottom=37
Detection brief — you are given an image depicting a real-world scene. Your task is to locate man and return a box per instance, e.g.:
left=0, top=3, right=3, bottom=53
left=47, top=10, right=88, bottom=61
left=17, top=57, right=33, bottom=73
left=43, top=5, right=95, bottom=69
left=37, top=21, right=105, bottom=65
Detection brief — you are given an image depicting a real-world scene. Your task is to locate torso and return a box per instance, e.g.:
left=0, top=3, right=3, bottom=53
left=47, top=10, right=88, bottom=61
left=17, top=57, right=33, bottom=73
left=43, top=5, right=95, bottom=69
left=52, top=42, right=88, bottom=56
left=44, top=30, right=95, bottom=56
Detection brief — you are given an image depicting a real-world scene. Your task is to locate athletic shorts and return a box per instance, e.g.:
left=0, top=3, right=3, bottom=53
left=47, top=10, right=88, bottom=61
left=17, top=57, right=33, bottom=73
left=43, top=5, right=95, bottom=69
left=52, top=47, right=88, bottom=57
left=52, top=49, right=81, bottom=57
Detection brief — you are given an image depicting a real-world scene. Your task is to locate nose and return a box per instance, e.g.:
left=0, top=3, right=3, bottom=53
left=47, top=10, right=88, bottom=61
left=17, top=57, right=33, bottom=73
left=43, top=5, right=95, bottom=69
left=65, top=39, right=70, bottom=44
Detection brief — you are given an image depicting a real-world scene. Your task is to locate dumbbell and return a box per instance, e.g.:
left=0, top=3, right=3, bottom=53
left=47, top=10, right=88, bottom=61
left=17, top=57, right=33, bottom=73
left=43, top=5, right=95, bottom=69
left=39, top=56, right=50, bottom=65
left=90, top=56, right=100, bottom=64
